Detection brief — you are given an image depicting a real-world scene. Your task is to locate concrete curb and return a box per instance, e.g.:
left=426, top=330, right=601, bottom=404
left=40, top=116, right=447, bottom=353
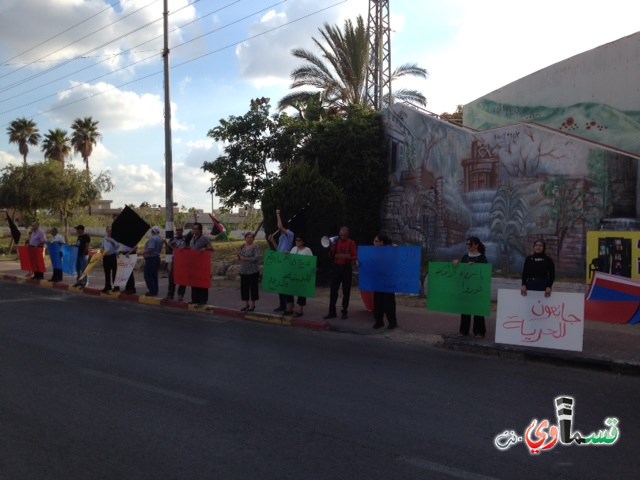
left=2, top=272, right=639, bottom=374
left=441, top=336, right=640, bottom=376
left=0, top=273, right=330, bottom=333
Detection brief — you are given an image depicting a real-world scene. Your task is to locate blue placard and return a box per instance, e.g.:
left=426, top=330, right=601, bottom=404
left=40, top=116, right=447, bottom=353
left=47, top=242, right=63, bottom=270
left=358, top=246, right=421, bottom=294
left=62, top=245, right=78, bottom=275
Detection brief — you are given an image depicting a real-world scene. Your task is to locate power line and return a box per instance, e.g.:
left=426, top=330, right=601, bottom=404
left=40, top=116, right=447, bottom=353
left=0, top=0, right=162, bottom=85
left=1, top=0, right=347, bottom=127
left=0, top=0, right=240, bottom=106
left=0, top=1, right=124, bottom=68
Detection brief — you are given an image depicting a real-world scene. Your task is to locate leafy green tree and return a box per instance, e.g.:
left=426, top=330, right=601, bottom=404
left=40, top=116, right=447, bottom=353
left=6, top=117, right=41, bottom=164
left=41, top=129, right=72, bottom=167
left=279, top=15, right=427, bottom=116
left=202, top=98, right=281, bottom=209
left=298, top=107, right=388, bottom=245
left=0, top=163, right=49, bottom=223
left=71, top=117, right=101, bottom=171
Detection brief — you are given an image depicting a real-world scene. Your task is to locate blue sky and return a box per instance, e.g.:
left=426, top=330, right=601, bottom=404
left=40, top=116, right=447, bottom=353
left=0, top=0, right=638, bottom=213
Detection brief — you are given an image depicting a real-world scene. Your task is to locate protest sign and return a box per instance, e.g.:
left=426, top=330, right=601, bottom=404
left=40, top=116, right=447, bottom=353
left=62, top=245, right=78, bottom=275
left=358, top=246, right=421, bottom=294
left=262, top=250, right=317, bottom=298
left=427, top=261, right=492, bottom=316
left=496, top=289, right=584, bottom=352
left=47, top=242, right=63, bottom=270
left=113, top=254, right=138, bottom=289
left=173, top=249, right=212, bottom=288
left=17, top=246, right=46, bottom=273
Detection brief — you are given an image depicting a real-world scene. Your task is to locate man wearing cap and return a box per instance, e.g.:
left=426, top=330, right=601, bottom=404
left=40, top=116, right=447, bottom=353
left=143, top=226, right=163, bottom=297
left=72, top=225, right=91, bottom=288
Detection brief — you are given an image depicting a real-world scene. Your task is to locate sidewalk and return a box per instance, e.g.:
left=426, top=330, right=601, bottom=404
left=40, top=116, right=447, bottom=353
left=1, top=259, right=638, bottom=374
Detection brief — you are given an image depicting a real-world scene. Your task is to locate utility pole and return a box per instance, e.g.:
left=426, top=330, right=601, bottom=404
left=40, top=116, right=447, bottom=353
left=163, top=0, right=174, bottom=245
left=365, top=0, right=392, bottom=111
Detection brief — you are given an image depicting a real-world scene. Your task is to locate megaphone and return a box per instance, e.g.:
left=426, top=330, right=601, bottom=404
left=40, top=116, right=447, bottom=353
left=321, top=235, right=339, bottom=248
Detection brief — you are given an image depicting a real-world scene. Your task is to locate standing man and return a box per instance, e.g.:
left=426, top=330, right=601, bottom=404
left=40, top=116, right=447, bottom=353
left=189, top=222, right=213, bottom=306
left=48, top=227, right=65, bottom=282
left=101, top=225, right=119, bottom=293
left=164, top=226, right=188, bottom=301
left=143, top=226, right=163, bottom=297
left=72, top=225, right=91, bottom=288
left=28, top=222, right=47, bottom=279
left=324, top=226, right=358, bottom=319
left=267, top=209, right=295, bottom=313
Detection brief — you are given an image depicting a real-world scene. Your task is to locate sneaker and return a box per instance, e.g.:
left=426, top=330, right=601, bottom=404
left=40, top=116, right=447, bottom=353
left=145, top=292, right=157, bottom=297
left=323, top=313, right=337, bottom=319
left=101, top=288, right=111, bottom=293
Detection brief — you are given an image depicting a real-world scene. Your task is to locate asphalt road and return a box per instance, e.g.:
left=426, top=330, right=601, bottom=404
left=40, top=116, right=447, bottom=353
left=1, top=281, right=638, bottom=480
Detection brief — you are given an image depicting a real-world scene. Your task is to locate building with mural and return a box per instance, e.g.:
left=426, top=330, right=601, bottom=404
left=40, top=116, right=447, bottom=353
left=380, top=32, right=640, bottom=279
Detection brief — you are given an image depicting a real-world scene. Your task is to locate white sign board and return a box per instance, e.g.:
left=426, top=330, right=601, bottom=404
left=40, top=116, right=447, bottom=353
left=496, top=289, right=584, bottom=352
left=114, top=254, right=138, bottom=289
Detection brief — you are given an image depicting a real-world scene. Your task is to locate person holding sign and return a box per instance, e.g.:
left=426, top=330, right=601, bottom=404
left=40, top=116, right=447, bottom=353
left=372, top=234, right=398, bottom=330
left=238, top=231, right=261, bottom=312
left=521, top=239, right=555, bottom=298
left=72, top=225, right=91, bottom=288
left=324, top=226, right=358, bottom=320
left=290, top=235, right=313, bottom=317
left=101, top=226, right=119, bottom=293
left=453, top=236, right=488, bottom=338
left=189, top=222, right=213, bottom=306
left=267, top=209, right=295, bottom=313
left=28, top=222, right=47, bottom=279
left=48, top=227, right=65, bottom=282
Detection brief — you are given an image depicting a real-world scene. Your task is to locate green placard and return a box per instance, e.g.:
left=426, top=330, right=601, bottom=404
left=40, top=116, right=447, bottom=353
left=262, top=250, right=317, bottom=298
left=427, top=261, right=492, bottom=316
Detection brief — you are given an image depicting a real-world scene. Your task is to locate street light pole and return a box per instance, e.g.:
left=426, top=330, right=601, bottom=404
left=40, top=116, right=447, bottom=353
left=163, top=0, right=174, bottom=246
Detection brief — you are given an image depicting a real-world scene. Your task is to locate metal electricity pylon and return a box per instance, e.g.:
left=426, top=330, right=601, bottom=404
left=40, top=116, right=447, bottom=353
left=365, top=0, right=392, bottom=111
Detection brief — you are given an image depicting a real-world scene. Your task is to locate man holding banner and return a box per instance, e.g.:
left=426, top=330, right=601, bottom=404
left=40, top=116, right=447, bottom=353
left=72, top=225, right=91, bottom=288
left=28, top=222, right=47, bottom=279
left=188, top=223, right=213, bottom=306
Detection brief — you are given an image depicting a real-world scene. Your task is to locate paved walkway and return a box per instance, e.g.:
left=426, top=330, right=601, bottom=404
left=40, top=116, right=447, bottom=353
left=1, top=259, right=638, bottom=374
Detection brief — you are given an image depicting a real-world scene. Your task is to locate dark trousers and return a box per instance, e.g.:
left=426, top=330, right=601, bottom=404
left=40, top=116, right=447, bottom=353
left=125, top=272, right=136, bottom=293
left=328, top=264, right=352, bottom=314
left=103, top=254, right=117, bottom=289
left=240, top=272, right=259, bottom=301
left=191, top=287, right=208, bottom=305
left=51, top=268, right=63, bottom=281
left=374, top=292, right=397, bottom=326
left=460, top=314, right=486, bottom=336
left=167, top=264, right=186, bottom=298
left=143, top=256, right=160, bottom=295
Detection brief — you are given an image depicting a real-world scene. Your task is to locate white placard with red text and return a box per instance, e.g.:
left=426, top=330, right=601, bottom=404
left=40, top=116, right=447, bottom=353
left=496, top=289, right=584, bottom=352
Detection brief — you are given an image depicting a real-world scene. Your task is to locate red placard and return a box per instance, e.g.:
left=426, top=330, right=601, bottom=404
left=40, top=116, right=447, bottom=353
left=173, top=249, right=212, bottom=288
left=17, top=246, right=46, bottom=273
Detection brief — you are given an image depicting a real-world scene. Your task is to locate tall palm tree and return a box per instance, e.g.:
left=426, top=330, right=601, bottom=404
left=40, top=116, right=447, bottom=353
left=70, top=117, right=101, bottom=171
left=278, top=15, right=427, bottom=116
left=6, top=117, right=41, bottom=164
left=41, top=129, right=72, bottom=167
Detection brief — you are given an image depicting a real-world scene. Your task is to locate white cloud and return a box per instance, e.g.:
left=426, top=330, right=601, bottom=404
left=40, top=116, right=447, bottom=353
left=183, top=139, right=221, bottom=168
left=0, top=150, right=20, bottom=169
left=48, top=81, right=187, bottom=131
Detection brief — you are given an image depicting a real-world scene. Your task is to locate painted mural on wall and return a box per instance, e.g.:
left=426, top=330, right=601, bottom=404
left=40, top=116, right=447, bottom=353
left=381, top=104, right=639, bottom=279
left=465, top=98, right=640, bottom=157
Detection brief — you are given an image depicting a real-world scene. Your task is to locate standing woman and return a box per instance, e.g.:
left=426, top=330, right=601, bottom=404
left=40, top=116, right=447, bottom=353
left=453, top=236, right=488, bottom=338
left=521, top=239, right=555, bottom=297
left=372, top=234, right=398, bottom=330
left=290, top=235, right=313, bottom=317
left=238, top=231, right=260, bottom=311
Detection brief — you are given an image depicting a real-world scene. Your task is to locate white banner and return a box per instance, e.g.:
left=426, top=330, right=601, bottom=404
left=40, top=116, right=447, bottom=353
left=114, top=254, right=137, bottom=289
left=496, top=289, right=585, bottom=352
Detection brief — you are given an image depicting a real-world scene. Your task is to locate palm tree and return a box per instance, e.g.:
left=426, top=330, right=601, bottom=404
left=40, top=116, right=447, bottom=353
left=41, top=129, right=72, bottom=167
left=278, top=15, right=427, bottom=116
left=6, top=117, right=41, bottom=164
left=70, top=117, right=101, bottom=171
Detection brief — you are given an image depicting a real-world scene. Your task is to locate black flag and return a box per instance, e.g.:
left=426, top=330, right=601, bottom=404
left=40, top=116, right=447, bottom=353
left=6, top=212, right=21, bottom=244
left=111, top=206, right=151, bottom=248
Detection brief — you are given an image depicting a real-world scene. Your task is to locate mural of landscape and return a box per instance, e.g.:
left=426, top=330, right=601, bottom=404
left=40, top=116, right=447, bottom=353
left=381, top=103, right=640, bottom=279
